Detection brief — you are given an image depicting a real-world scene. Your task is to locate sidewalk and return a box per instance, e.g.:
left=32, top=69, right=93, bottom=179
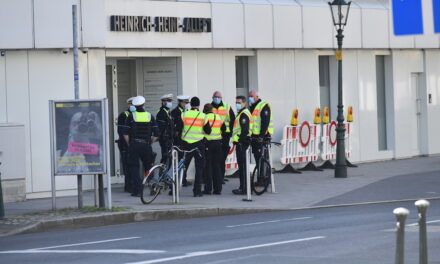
left=2, top=156, right=440, bottom=236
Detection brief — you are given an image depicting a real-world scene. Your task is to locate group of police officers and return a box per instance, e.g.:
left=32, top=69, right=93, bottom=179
left=117, top=90, right=273, bottom=198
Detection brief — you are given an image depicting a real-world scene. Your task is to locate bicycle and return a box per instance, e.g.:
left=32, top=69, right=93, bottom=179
left=250, top=137, right=280, bottom=195
left=140, top=145, right=200, bottom=204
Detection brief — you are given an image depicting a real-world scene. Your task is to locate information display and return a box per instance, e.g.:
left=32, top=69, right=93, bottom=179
left=50, top=100, right=108, bottom=175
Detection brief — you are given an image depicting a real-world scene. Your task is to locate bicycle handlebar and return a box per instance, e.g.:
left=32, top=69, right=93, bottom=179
left=172, top=146, right=201, bottom=155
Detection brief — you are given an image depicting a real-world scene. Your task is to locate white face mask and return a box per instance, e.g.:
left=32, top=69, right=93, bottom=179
left=236, top=103, right=243, bottom=111
left=166, top=102, right=172, bottom=109
left=185, top=104, right=191, bottom=110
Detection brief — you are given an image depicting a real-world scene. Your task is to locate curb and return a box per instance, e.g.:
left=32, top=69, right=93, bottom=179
left=2, top=197, right=439, bottom=237
left=0, top=207, right=283, bottom=237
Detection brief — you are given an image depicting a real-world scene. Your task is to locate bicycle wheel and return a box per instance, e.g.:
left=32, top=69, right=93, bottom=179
left=141, top=165, right=165, bottom=204
left=251, top=158, right=271, bottom=195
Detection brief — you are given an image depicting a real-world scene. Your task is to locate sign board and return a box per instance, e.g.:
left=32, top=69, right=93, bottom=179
left=49, top=99, right=108, bottom=175
left=434, top=0, right=440, bottom=33
left=392, top=0, right=424, bottom=35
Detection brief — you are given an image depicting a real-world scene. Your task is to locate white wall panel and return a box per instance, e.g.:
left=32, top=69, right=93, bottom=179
left=415, top=0, right=439, bottom=48
left=391, top=50, right=424, bottom=158
left=302, top=6, right=333, bottom=48
left=342, top=51, right=360, bottom=162
left=361, top=8, right=389, bottom=48
left=294, top=50, right=320, bottom=123
left=105, top=0, right=212, bottom=48
left=5, top=51, right=32, bottom=193
left=28, top=50, right=77, bottom=192
left=181, top=50, right=198, bottom=97
left=34, top=0, right=80, bottom=48
left=196, top=50, right=224, bottom=103
left=81, top=0, right=106, bottom=47
left=424, top=50, right=440, bottom=154
left=87, top=49, right=107, bottom=99
left=244, top=4, right=274, bottom=48
left=212, top=3, right=245, bottom=48
left=0, top=1, right=34, bottom=49
left=222, top=50, right=237, bottom=106
left=273, top=5, right=302, bottom=48
left=0, top=56, right=6, bottom=123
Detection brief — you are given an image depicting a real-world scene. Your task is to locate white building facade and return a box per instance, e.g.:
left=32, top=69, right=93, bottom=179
left=0, top=0, right=440, bottom=200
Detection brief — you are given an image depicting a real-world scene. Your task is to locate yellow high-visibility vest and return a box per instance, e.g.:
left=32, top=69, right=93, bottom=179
left=133, top=111, right=151, bottom=122
left=213, top=103, right=232, bottom=133
left=181, top=110, right=207, bottom=144
left=232, top=109, right=253, bottom=143
left=251, top=101, right=273, bottom=135
left=204, top=113, right=223, bottom=141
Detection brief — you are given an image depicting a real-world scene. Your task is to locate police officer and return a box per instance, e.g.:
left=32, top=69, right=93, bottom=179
left=171, top=95, right=192, bottom=186
left=211, top=91, right=235, bottom=184
left=117, top=97, right=135, bottom=193
left=123, top=96, right=160, bottom=197
left=176, top=97, right=210, bottom=197
left=248, top=90, right=273, bottom=166
left=203, top=103, right=226, bottom=195
left=156, top=94, right=174, bottom=165
left=232, top=96, right=252, bottom=195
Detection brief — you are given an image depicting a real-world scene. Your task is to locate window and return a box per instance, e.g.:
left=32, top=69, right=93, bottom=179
left=319, top=56, right=331, bottom=118
left=376, top=55, right=388, bottom=150
left=235, top=56, right=249, bottom=98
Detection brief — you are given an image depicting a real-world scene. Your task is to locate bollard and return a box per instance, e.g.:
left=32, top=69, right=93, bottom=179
left=393, top=207, right=410, bottom=264
left=243, top=148, right=252, bottom=202
left=0, top=162, right=4, bottom=219
left=415, top=200, right=430, bottom=264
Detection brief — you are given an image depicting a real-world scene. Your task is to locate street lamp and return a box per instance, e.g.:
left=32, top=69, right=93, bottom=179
left=328, top=0, right=351, bottom=178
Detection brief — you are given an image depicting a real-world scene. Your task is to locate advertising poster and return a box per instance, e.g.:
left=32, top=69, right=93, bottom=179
left=51, top=100, right=107, bottom=175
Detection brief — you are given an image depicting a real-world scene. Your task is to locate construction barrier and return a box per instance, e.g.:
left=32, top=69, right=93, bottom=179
left=225, top=144, right=238, bottom=170
left=280, top=121, right=321, bottom=165
left=320, top=121, right=352, bottom=161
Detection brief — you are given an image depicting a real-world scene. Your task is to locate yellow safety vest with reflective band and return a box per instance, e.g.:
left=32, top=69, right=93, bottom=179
left=205, top=113, right=223, bottom=141
left=133, top=111, right=151, bottom=122
left=213, top=103, right=231, bottom=133
left=251, top=101, right=274, bottom=135
left=181, top=110, right=207, bottom=144
left=232, top=109, right=253, bottom=143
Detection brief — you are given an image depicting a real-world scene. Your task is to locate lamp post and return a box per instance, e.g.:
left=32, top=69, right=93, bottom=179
left=328, top=0, right=351, bottom=178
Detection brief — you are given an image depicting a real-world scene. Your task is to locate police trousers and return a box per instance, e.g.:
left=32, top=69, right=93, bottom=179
left=235, top=142, right=249, bottom=190
left=128, top=142, right=153, bottom=195
left=205, top=140, right=222, bottom=193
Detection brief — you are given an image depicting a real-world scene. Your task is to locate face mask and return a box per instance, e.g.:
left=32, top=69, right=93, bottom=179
left=166, top=102, right=172, bottom=109
left=236, top=103, right=242, bottom=111
left=185, top=104, right=191, bottom=110
left=129, top=105, right=136, bottom=112
left=248, top=97, right=255, bottom=105
left=213, top=97, right=221, bottom=105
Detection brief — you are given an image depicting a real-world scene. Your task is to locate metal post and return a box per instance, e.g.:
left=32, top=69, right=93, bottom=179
left=94, top=174, right=98, bottom=207
left=415, top=200, right=430, bottom=264
left=0, top=162, right=4, bottom=219
left=243, top=148, right=252, bottom=202
left=77, top=174, right=83, bottom=209
left=269, top=144, right=276, bottom=193
left=172, top=149, right=178, bottom=204
left=98, top=174, right=105, bottom=208
left=49, top=102, right=56, bottom=210
left=334, top=28, right=347, bottom=178
left=393, top=207, right=410, bottom=264
left=72, top=5, right=79, bottom=100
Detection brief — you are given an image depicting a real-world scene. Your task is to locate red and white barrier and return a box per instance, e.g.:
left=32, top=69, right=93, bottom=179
left=281, top=121, right=321, bottom=164
left=321, top=121, right=352, bottom=161
left=225, top=144, right=238, bottom=170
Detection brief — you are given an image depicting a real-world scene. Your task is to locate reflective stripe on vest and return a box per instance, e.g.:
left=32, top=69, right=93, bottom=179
left=251, top=101, right=274, bottom=135
left=213, top=103, right=231, bottom=133
left=124, top=111, right=130, bottom=117
left=232, top=109, right=253, bottom=143
left=182, top=110, right=207, bottom=144
left=133, top=111, right=151, bottom=123
left=205, top=113, right=223, bottom=141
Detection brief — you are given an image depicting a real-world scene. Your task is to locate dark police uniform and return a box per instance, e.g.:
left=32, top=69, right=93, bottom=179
left=117, top=109, right=131, bottom=192
left=232, top=108, right=251, bottom=194
left=123, top=108, right=159, bottom=196
left=211, top=101, right=235, bottom=183
left=156, top=106, right=173, bottom=165
left=249, top=99, right=272, bottom=166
